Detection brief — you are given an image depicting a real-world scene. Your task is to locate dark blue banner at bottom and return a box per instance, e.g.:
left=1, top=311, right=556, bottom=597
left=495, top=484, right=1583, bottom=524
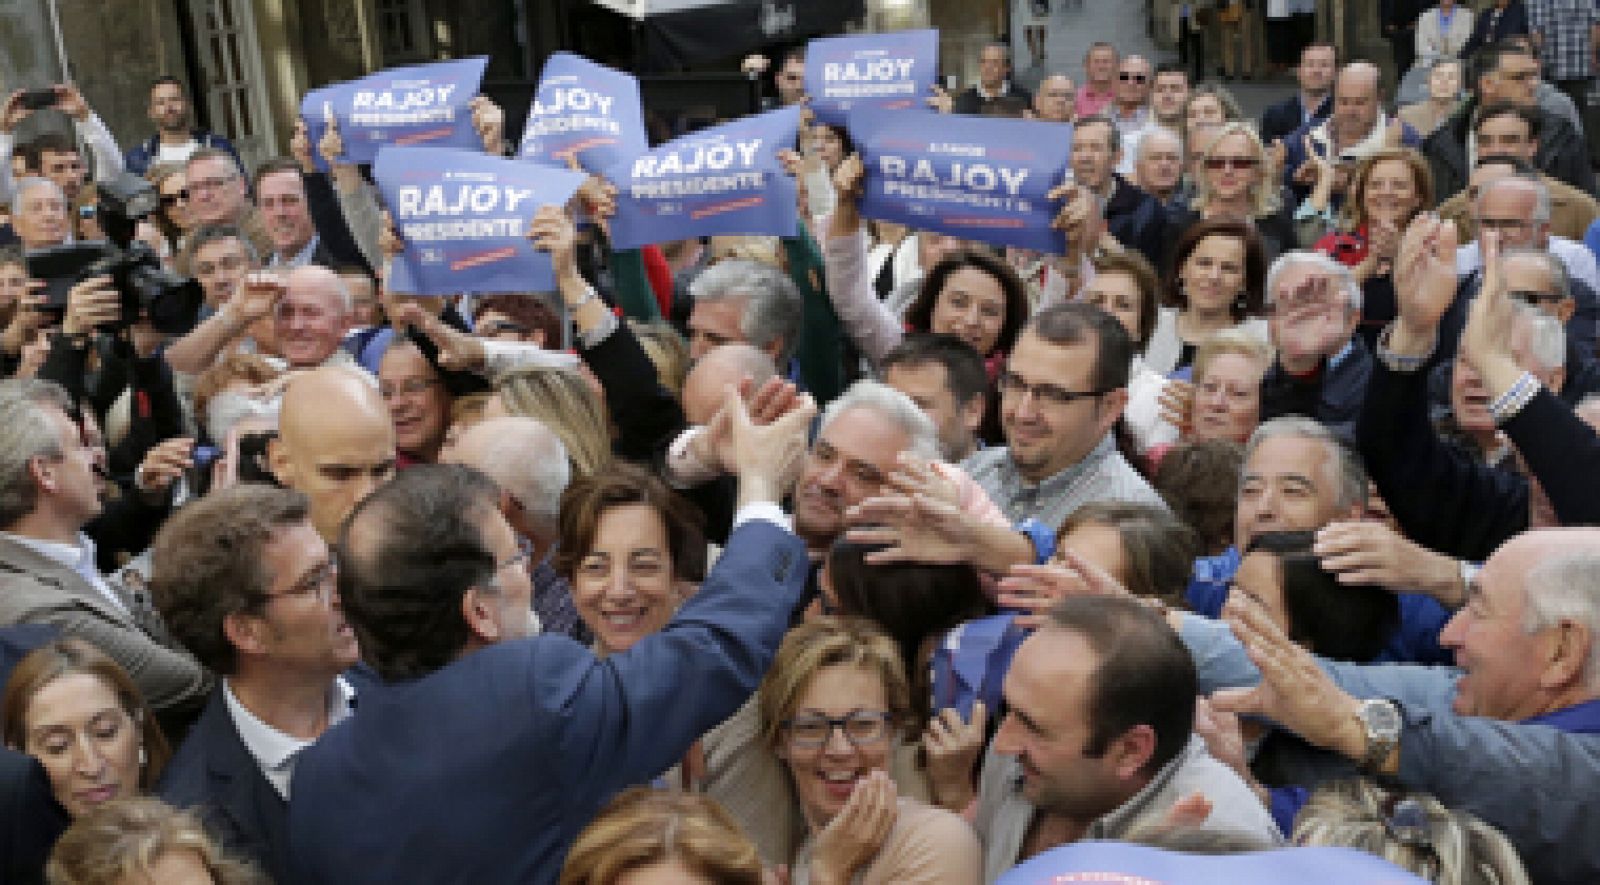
left=853, top=110, right=1073, bottom=255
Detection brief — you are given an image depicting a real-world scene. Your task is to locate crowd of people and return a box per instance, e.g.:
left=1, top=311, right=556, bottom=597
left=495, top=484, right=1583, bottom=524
left=0, top=17, right=1598, bottom=885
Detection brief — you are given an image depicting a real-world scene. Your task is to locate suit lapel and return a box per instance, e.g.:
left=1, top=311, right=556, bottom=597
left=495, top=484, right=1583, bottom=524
left=199, top=691, right=290, bottom=877
left=0, top=537, right=139, bottom=630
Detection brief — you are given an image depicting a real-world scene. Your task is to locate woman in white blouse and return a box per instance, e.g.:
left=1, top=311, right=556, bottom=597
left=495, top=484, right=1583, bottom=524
left=1415, top=0, right=1474, bottom=69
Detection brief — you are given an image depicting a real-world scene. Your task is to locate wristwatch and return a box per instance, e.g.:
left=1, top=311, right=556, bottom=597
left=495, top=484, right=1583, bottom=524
left=1356, top=698, right=1403, bottom=773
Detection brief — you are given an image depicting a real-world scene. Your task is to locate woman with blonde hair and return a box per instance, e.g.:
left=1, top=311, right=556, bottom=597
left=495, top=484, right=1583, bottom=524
left=46, top=797, right=265, bottom=885
left=2, top=640, right=171, bottom=822
left=489, top=365, right=613, bottom=478
left=144, top=162, right=193, bottom=256
left=1293, top=779, right=1530, bottom=885
left=1170, top=122, right=1297, bottom=259
left=560, top=788, right=765, bottom=885
left=756, top=617, right=980, bottom=884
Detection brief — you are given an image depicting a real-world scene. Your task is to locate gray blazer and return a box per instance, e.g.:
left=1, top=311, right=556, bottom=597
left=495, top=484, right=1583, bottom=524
left=0, top=536, right=210, bottom=712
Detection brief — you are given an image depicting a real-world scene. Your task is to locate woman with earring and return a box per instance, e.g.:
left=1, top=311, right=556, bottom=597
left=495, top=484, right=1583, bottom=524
left=2, top=639, right=170, bottom=822
left=1166, top=122, right=1297, bottom=261
left=1143, top=218, right=1270, bottom=377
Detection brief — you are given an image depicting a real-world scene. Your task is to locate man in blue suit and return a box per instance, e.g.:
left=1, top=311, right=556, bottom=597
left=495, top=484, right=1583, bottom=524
left=288, top=392, right=816, bottom=884
left=151, top=484, right=362, bottom=885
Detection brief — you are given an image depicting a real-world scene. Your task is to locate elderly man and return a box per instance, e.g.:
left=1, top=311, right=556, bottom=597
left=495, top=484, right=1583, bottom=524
left=1119, top=65, right=1189, bottom=178
left=977, top=597, right=1280, bottom=879
left=1132, top=127, right=1185, bottom=205
left=679, top=343, right=777, bottom=426
left=152, top=484, right=360, bottom=884
left=442, top=416, right=585, bottom=641
left=1361, top=216, right=1600, bottom=563
left=268, top=366, right=396, bottom=542
left=288, top=393, right=814, bottom=883
left=1071, top=116, right=1170, bottom=269
left=965, top=303, right=1165, bottom=528
left=1256, top=252, right=1373, bottom=440
left=1282, top=62, right=1421, bottom=201
left=0, top=379, right=209, bottom=713
left=685, top=258, right=802, bottom=367
left=1436, top=135, right=1598, bottom=243
left=1110, top=55, right=1153, bottom=142
left=1423, top=42, right=1595, bottom=201
left=1191, top=528, right=1600, bottom=884
left=164, top=263, right=353, bottom=374
left=953, top=43, right=1032, bottom=116
left=1031, top=74, right=1076, bottom=124
left=10, top=177, right=69, bottom=250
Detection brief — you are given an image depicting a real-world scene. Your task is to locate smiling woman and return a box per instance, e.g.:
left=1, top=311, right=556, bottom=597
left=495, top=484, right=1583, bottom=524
left=757, top=618, right=981, bottom=884
left=1, top=639, right=170, bottom=821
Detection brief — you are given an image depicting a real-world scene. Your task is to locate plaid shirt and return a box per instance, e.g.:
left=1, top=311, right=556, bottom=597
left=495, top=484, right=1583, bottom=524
left=1528, top=0, right=1600, bottom=81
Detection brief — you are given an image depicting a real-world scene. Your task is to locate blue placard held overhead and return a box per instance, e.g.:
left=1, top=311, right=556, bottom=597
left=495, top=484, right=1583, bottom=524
left=852, top=110, right=1073, bottom=254
left=520, top=52, right=648, bottom=174
left=301, top=57, right=488, bottom=168
left=606, top=105, right=802, bottom=251
left=373, top=146, right=588, bottom=295
left=805, top=29, right=939, bottom=127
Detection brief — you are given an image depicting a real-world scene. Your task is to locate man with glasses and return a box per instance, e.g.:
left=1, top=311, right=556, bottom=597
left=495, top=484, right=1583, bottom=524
left=975, top=596, right=1279, bottom=879
left=150, top=484, right=360, bottom=885
left=124, top=75, right=243, bottom=176
left=1435, top=118, right=1599, bottom=243
left=1109, top=55, right=1153, bottom=142
left=0, top=379, right=209, bottom=715
left=965, top=302, right=1165, bottom=528
left=1423, top=41, right=1594, bottom=202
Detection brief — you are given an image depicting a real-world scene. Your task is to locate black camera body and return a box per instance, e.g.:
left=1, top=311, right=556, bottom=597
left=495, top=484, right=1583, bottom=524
left=18, top=88, right=58, bottom=111
left=25, top=172, right=202, bottom=334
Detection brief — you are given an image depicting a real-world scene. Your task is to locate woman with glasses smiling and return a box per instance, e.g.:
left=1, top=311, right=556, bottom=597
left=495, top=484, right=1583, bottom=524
left=757, top=618, right=980, bottom=884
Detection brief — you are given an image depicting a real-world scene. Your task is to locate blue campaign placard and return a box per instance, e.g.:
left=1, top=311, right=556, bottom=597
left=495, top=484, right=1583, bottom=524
left=301, top=57, right=488, bottom=168
left=520, top=52, right=648, bottom=174
left=852, top=109, right=1073, bottom=254
left=805, top=29, right=939, bottom=127
left=998, top=842, right=1428, bottom=885
left=374, top=146, right=588, bottom=295
left=605, top=105, right=802, bottom=250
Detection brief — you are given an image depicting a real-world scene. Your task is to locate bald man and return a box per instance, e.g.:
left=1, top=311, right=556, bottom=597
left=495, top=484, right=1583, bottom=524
left=1282, top=61, right=1420, bottom=199
left=443, top=416, right=585, bottom=640
left=276, top=265, right=354, bottom=369
left=679, top=343, right=777, bottom=425
left=269, top=366, right=396, bottom=540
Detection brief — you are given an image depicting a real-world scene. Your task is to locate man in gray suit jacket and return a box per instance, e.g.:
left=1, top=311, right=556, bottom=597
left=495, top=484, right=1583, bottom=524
left=0, top=379, right=209, bottom=714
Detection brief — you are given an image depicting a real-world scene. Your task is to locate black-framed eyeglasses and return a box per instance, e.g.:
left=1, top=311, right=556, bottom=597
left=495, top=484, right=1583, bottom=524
left=260, top=558, right=338, bottom=606
left=997, top=371, right=1110, bottom=407
left=782, top=711, right=895, bottom=749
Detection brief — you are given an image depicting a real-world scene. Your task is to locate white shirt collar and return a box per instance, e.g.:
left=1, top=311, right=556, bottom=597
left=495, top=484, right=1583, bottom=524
left=222, top=676, right=355, bottom=799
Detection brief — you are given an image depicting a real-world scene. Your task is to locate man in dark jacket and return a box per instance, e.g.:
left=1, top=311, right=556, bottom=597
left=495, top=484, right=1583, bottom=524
left=1259, top=43, right=1337, bottom=147
left=1073, top=115, right=1169, bottom=270
left=124, top=76, right=243, bottom=176
left=1258, top=251, right=1371, bottom=443
left=1421, top=42, right=1595, bottom=202
left=151, top=485, right=363, bottom=885
left=952, top=43, right=1033, bottom=116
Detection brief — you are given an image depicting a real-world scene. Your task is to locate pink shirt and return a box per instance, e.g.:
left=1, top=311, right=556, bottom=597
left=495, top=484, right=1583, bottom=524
left=1075, top=84, right=1116, bottom=118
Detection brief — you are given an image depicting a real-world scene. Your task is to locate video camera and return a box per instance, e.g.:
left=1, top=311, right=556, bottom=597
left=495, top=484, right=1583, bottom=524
left=25, top=172, right=203, bottom=334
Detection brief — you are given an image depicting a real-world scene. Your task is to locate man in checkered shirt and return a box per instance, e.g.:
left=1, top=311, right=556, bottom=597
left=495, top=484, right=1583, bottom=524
left=1527, top=0, right=1600, bottom=117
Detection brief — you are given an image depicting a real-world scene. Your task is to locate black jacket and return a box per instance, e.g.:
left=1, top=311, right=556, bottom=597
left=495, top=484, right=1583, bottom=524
left=1259, top=93, right=1331, bottom=149
left=951, top=82, right=1033, bottom=116
left=157, top=688, right=294, bottom=884
left=0, top=747, right=67, bottom=885
left=1464, top=1, right=1530, bottom=57
left=1260, top=333, right=1374, bottom=444
left=1422, top=100, right=1597, bottom=201
left=1105, top=175, right=1172, bottom=272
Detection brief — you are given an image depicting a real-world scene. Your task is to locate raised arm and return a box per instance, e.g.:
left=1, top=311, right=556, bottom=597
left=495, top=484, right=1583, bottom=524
left=821, top=153, right=908, bottom=365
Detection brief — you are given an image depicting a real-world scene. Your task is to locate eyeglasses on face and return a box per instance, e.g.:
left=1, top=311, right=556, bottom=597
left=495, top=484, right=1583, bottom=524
left=1205, top=155, right=1259, bottom=171
left=782, top=711, right=895, bottom=749
left=997, top=370, right=1108, bottom=407
left=261, top=558, right=338, bottom=605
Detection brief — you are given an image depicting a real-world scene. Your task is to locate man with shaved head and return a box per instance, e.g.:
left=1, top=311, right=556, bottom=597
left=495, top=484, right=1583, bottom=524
left=679, top=343, right=777, bottom=426
left=1281, top=61, right=1421, bottom=200
left=442, top=416, right=583, bottom=640
left=269, top=366, right=395, bottom=541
